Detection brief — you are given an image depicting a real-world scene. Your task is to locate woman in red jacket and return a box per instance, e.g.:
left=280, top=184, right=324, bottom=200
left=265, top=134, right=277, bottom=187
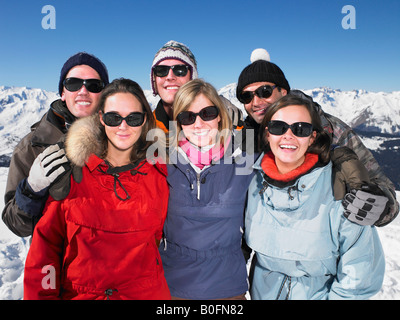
left=23, top=78, right=170, bottom=300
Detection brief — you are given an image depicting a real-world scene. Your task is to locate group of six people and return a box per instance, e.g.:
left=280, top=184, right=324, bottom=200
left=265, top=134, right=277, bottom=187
left=2, top=40, right=398, bottom=300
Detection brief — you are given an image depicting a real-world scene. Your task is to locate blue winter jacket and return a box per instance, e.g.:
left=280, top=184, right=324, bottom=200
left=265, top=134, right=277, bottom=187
left=159, top=145, right=255, bottom=299
left=245, top=154, right=385, bottom=300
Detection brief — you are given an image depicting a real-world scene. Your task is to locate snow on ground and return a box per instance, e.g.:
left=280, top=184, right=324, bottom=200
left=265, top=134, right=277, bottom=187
left=0, top=167, right=398, bottom=300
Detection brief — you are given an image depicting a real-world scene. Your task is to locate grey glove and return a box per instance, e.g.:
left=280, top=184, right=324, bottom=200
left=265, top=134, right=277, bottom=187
left=331, top=146, right=389, bottom=226
left=27, top=143, right=70, bottom=193
left=343, top=184, right=390, bottom=226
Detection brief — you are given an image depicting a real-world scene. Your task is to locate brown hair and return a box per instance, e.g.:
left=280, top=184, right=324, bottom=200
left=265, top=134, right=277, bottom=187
left=259, top=95, right=331, bottom=164
left=97, top=78, right=156, bottom=163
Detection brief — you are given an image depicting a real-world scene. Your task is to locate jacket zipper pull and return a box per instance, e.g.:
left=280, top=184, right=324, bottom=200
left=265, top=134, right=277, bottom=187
left=105, top=288, right=118, bottom=300
left=163, top=236, right=167, bottom=251
left=196, top=173, right=201, bottom=200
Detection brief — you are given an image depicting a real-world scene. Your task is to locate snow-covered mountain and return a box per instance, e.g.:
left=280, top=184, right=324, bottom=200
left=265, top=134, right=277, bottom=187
left=218, top=84, right=400, bottom=188
left=0, top=86, right=59, bottom=163
left=1, top=84, right=399, bottom=187
left=218, top=84, right=400, bottom=136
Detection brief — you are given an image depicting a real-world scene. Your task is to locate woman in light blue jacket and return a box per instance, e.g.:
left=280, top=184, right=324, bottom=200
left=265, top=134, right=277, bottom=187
left=245, top=95, right=385, bottom=300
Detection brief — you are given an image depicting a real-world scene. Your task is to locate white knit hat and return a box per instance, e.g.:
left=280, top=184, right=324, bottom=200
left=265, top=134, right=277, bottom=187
left=151, top=40, right=198, bottom=96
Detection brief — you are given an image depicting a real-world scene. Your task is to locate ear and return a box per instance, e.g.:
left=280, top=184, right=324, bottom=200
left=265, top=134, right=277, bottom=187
left=141, top=113, right=147, bottom=127
left=309, top=130, right=317, bottom=146
left=265, top=126, right=271, bottom=142
left=61, top=90, right=66, bottom=101
left=99, top=111, right=105, bottom=127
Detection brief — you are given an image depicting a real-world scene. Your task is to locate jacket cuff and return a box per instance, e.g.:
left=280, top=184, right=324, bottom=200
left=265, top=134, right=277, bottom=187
left=15, top=178, right=48, bottom=217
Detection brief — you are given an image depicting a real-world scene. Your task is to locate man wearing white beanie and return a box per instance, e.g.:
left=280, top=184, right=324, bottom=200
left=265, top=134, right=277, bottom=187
left=151, top=40, right=199, bottom=133
left=151, top=40, right=243, bottom=133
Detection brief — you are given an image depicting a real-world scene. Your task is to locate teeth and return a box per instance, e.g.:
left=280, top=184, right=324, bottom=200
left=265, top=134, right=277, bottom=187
left=280, top=145, right=297, bottom=149
left=166, top=86, right=179, bottom=90
left=193, top=131, right=208, bottom=136
left=254, top=108, right=267, bottom=114
left=76, top=101, right=91, bottom=106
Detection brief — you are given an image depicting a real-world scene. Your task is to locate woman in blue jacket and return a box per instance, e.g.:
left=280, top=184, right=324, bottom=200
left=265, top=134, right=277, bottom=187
left=245, top=95, right=385, bottom=300
left=159, top=79, right=255, bottom=299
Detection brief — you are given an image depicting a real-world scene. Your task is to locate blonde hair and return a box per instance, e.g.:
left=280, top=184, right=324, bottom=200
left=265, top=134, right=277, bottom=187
left=171, top=79, right=232, bottom=150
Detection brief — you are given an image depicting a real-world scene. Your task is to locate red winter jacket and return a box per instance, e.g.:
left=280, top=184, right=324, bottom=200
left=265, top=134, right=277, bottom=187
left=24, top=154, right=170, bottom=300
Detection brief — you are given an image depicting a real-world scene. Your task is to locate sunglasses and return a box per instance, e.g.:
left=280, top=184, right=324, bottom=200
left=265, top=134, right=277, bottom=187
left=267, top=120, right=314, bottom=137
left=153, top=64, right=189, bottom=77
left=102, top=112, right=145, bottom=127
left=63, top=77, right=105, bottom=93
left=177, top=106, right=219, bottom=126
left=238, top=85, right=277, bottom=104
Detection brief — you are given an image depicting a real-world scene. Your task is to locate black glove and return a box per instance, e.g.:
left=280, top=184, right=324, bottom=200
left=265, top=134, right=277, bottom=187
left=49, top=165, right=83, bottom=201
left=343, top=184, right=390, bottom=226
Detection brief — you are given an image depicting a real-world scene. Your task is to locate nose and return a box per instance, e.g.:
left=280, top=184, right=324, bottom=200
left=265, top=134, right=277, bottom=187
left=193, top=115, right=204, bottom=128
left=119, top=119, right=129, bottom=129
left=166, top=68, right=177, bottom=80
left=77, top=84, right=89, bottom=95
left=282, top=128, right=295, bottom=139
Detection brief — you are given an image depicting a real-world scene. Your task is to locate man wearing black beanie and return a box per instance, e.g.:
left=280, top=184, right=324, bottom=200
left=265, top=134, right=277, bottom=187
left=2, top=52, right=109, bottom=237
left=237, top=48, right=398, bottom=227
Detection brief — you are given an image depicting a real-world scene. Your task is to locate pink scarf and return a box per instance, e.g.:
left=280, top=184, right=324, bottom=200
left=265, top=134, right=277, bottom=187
left=178, top=137, right=230, bottom=169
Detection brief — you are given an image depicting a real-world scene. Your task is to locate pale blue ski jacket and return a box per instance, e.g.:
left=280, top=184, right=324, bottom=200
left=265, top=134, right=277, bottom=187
left=245, top=154, right=385, bottom=300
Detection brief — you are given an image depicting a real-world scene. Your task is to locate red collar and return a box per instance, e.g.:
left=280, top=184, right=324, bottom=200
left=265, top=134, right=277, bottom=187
left=261, top=152, right=319, bottom=182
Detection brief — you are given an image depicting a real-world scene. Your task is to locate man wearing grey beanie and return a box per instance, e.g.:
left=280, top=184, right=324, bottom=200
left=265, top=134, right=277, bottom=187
left=2, top=52, right=109, bottom=237
left=237, top=48, right=398, bottom=227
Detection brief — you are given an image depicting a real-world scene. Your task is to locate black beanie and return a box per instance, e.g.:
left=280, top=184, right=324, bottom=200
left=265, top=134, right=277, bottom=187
left=58, top=52, right=109, bottom=95
left=236, top=49, right=290, bottom=101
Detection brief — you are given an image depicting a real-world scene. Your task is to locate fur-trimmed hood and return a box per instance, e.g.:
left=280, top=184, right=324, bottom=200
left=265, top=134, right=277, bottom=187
left=65, top=114, right=104, bottom=167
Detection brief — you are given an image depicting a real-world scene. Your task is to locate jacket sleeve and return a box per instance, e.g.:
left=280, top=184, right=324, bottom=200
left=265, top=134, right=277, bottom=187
left=2, top=135, right=44, bottom=237
left=328, top=216, right=385, bottom=300
left=23, top=197, right=66, bottom=300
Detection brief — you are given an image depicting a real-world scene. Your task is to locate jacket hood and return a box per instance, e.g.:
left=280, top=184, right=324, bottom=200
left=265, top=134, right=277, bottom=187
left=65, top=114, right=103, bottom=167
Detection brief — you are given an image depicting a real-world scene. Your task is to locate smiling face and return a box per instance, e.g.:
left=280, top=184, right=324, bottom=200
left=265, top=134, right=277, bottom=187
left=180, top=93, right=221, bottom=148
left=99, top=92, right=145, bottom=165
left=266, top=105, right=316, bottom=174
left=155, top=59, right=192, bottom=108
left=243, top=81, right=287, bottom=124
left=61, top=65, right=103, bottom=118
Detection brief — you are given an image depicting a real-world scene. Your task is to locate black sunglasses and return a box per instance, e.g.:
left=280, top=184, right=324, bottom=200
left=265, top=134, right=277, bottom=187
left=153, top=64, right=189, bottom=78
left=63, top=77, right=105, bottom=93
left=267, top=120, right=314, bottom=137
left=177, top=106, right=219, bottom=126
left=102, top=112, right=145, bottom=127
left=238, top=85, right=277, bottom=104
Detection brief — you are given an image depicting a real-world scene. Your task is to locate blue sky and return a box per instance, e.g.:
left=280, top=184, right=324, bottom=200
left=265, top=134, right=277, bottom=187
left=0, top=0, right=399, bottom=93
